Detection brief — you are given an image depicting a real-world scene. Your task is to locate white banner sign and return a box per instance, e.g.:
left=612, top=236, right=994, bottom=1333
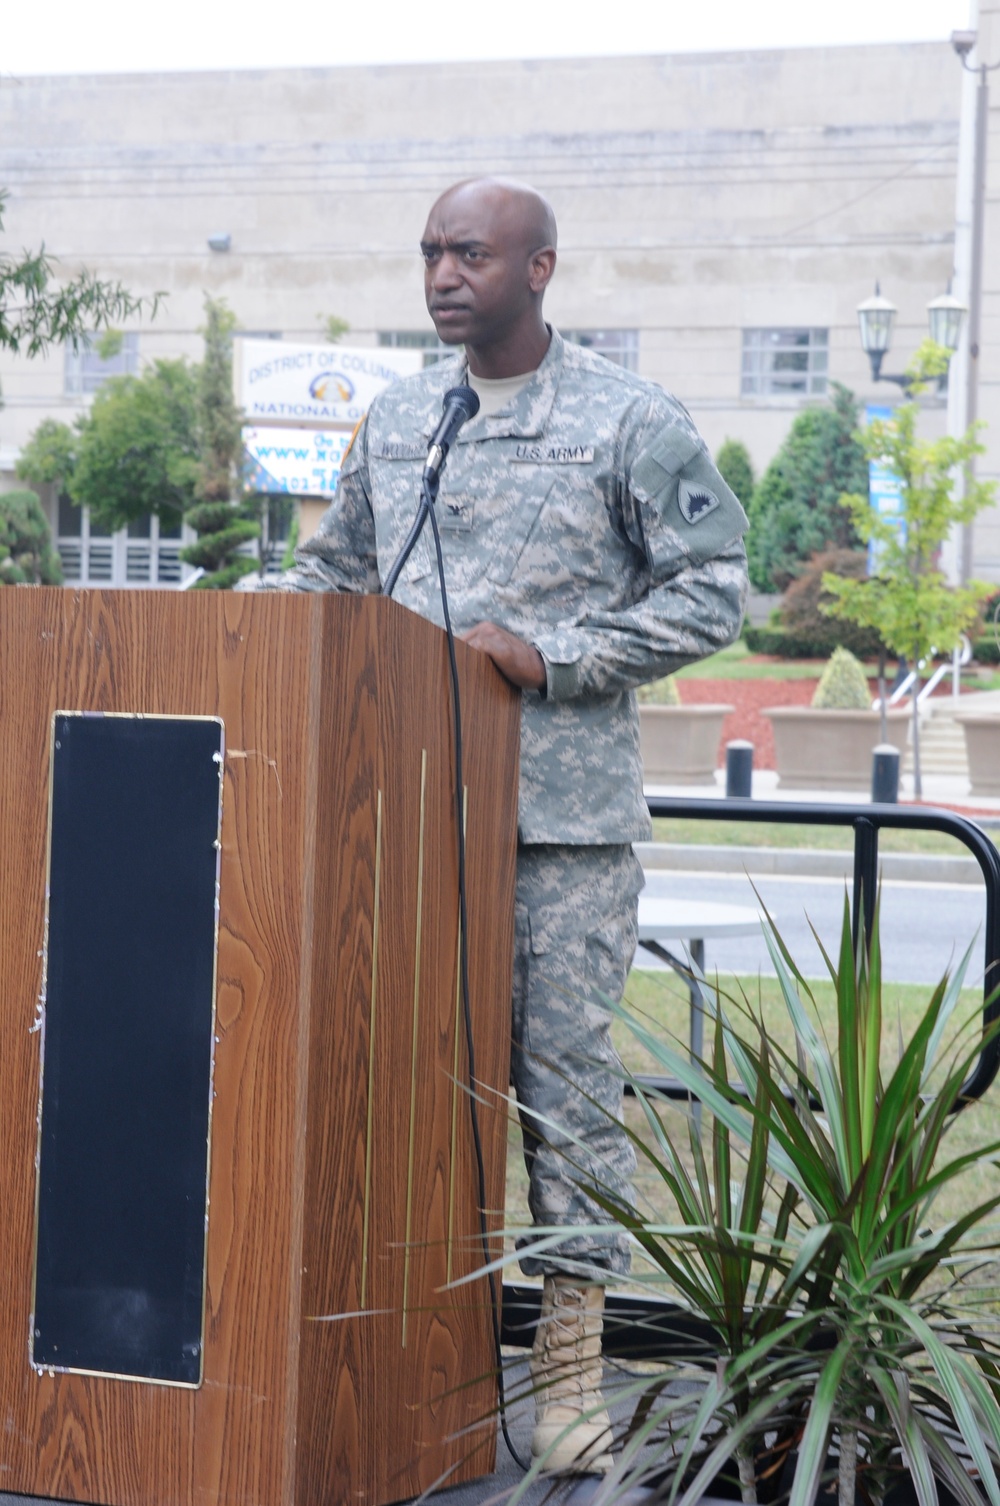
left=243, top=427, right=354, bottom=498
left=239, top=339, right=423, bottom=425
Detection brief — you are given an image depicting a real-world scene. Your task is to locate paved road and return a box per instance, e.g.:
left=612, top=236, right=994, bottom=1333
left=638, top=867, right=988, bottom=990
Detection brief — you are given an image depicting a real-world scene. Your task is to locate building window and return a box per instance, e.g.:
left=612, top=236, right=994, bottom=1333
left=64, top=333, right=140, bottom=396
left=57, top=505, right=185, bottom=587
left=562, top=330, right=639, bottom=372
left=260, top=497, right=295, bottom=576
left=378, top=331, right=451, bottom=367
left=741, top=328, right=828, bottom=398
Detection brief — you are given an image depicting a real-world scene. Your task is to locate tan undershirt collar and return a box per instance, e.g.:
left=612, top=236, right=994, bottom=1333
left=467, top=367, right=535, bottom=419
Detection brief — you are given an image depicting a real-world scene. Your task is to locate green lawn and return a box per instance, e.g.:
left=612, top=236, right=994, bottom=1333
left=671, top=641, right=829, bottom=681
left=649, top=817, right=996, bottom=855
left=504, top=969, right=1000, bottom=1282
left=659, top=637, right=1000, bottom=690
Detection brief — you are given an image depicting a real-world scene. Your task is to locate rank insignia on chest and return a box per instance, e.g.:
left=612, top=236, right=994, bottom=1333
left=678, top=478, right=721, bottom=525
left=438, top=499, right=474, bottom=532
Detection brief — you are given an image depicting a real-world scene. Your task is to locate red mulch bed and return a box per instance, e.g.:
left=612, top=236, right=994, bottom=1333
left=676, top=662, right=971, bottom=771
left=677, top=678, right=819, bottom=770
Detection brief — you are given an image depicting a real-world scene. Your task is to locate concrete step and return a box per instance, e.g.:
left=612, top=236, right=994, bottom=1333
left=901, top=707, right=969, bottom=777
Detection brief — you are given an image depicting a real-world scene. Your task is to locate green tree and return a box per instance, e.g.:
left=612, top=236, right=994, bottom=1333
left=822, top=340, right=996, bottom=796
left=15, top=417, right=79, bottom=494
left=15, top=417, right=82, bottom=547
left=1, top=191, right=157, bottom=361
left=321, top=314, right=350, bottom=344
left=179, top=296, right=259, bottom=590
left=715, top=437, right=755, bottom=510
left=69, top=359, right=199, bottom=533
left=747, top=383, right=868, bottom=592
left=0, top=488, right=63, bottom=584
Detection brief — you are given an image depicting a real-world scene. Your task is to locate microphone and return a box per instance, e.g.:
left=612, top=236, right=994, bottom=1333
left=424, top=385, right=480, bottom=482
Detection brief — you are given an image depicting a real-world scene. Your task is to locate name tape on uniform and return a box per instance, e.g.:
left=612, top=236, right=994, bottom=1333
left=512, top=444, right=595, bottom=465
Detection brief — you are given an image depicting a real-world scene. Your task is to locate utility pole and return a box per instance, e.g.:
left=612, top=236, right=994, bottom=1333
left=952, top=24, right=1000, bottom=581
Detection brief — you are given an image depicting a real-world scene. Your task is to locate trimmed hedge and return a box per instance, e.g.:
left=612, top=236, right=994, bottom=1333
left=743, top=624, right=864, bottom=659
left=972, top=637, right=1000, bottom=664
left=745, top=625, right=1000, bottom=666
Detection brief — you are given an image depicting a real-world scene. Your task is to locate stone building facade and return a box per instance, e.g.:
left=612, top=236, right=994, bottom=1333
left=2, top=38, right=994, bottom=581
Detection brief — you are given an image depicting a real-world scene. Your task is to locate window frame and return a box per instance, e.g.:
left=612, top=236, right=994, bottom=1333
left=64, top=333, right=141, bottom=397
left=741, top=327, right=829, bottom=399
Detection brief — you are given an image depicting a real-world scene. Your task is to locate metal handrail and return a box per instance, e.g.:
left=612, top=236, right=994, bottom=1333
left=644, top=795, right=1000, bottom=1106
left=873, top=635, right=972, bottom=710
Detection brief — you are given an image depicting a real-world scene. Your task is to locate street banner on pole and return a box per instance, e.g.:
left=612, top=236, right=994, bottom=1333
left=866, top=402, right=906, bottom=574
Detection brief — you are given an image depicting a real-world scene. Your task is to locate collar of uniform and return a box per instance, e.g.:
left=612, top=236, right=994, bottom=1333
left=419, top=327, right=564, bottom=443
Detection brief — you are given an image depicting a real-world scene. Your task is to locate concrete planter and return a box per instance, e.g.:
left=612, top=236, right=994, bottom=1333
left=639, top=703, right=733, bottom=785
left=764, top=706, right=910, bottom=791
left=953, top=711, right=1000, bottom=795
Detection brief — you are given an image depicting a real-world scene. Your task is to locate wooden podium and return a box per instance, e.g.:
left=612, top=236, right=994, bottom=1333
left=0, top=588, right=520, bottom=1506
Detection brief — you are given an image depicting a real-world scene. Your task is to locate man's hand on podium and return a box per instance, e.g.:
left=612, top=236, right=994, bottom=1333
left=461, top=621, right=546, bottom=693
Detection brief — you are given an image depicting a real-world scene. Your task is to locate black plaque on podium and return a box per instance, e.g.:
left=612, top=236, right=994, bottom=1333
left=32, top=713, right=223, bottom=1385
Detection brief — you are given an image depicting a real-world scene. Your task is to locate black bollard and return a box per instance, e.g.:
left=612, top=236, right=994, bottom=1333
left=725, top=739, right=754, bottom=799
left=871, top=744, right=900, bottom=804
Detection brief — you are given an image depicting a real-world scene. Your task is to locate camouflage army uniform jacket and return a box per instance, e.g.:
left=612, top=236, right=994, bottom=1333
left=285, top=328, right=749, bottom=845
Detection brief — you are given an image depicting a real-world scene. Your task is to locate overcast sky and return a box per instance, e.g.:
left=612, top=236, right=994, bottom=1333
left=1, top=0, right=976, bottom=77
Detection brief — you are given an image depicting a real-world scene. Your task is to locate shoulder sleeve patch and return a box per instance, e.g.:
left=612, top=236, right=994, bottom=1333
left=677, top=478, right=721, bottom=525
left=630, top=422, right=748, bottom=573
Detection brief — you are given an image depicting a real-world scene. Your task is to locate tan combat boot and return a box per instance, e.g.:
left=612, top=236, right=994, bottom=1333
left=530, top=1275, right=614, bottom=1474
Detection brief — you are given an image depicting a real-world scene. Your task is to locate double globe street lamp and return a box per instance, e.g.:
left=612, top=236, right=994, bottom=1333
left=856, top=284, right=967, bottom=389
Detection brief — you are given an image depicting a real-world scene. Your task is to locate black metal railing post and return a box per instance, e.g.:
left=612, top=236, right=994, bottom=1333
left=852, top=817, right=879, bottom=954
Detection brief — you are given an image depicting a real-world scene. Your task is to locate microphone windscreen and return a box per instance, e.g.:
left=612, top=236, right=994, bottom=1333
left=443, top=384, right=480, bottom=422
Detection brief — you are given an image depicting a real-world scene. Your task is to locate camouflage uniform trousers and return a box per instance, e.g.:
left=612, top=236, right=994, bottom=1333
left=511, top=841, right=644, bottom=1279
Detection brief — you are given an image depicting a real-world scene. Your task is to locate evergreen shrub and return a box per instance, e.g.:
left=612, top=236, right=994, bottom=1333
left=637, top=675, right=681, bottom=705
left=811, top=646, right=872, bottom=709
left=746, top=383, right=868, bottom=593
left=715, top=438, right=754, bottom=509
left=0, top=488, right=63, bottom=584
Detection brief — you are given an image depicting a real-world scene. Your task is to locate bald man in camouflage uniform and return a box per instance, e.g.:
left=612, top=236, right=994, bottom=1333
left=273, top=178, right=748, bottom=1472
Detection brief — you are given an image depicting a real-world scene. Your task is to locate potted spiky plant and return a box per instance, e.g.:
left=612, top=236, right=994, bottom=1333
left=504, top=898, right=1000, bottom=1506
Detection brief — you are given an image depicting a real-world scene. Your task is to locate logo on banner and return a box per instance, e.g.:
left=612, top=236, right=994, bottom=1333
left=309, top=372, right=355, bottom=403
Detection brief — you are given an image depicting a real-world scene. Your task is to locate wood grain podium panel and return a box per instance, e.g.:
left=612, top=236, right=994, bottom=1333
left=0, top=588, right=519, bottom=1506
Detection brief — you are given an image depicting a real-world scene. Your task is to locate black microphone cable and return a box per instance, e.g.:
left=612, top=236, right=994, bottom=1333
left=384, top=453, right=529, bottom=1472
